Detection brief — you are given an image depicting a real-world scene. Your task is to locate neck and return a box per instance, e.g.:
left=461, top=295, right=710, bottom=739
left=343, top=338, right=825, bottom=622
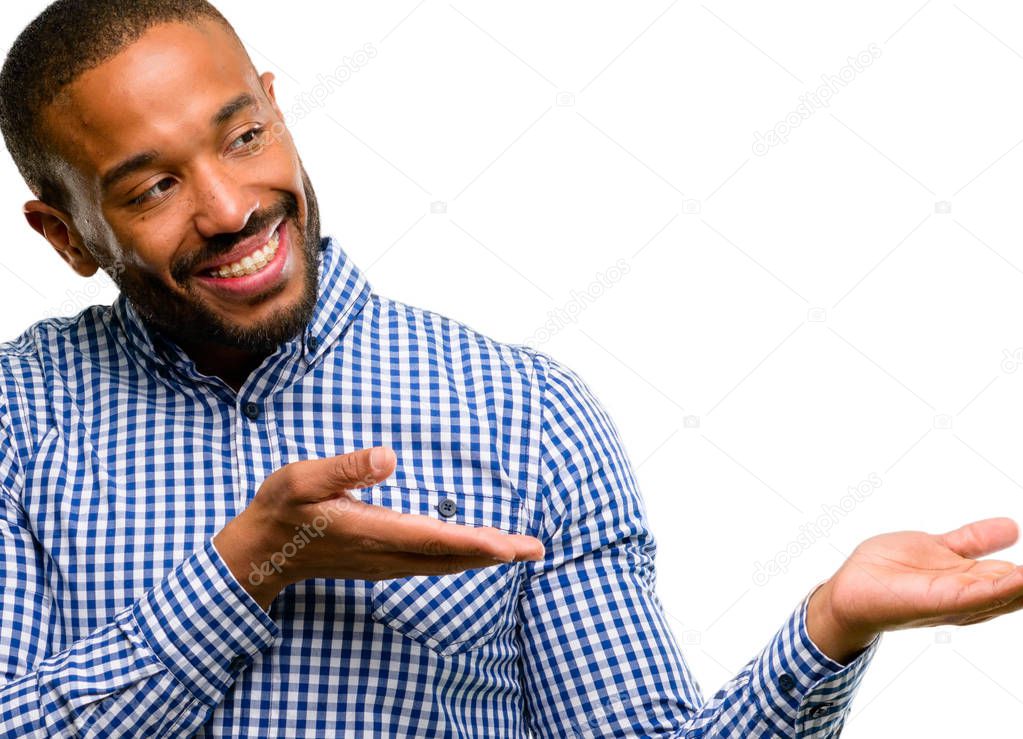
left=178, top=338, right=267, bottom=393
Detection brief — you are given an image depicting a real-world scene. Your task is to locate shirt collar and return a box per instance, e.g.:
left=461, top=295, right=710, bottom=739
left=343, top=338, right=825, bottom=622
left=111, top=234, right=371, bottom=385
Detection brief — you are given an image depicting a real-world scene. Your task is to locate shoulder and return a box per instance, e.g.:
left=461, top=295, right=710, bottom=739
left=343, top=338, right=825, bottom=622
left=359, top=292, right=558, bottom=388
left=0, top=304, right=112, bottom=379
left=356, top=293, right=609, bottom=418
left=0, top=305, right=114, bottom=461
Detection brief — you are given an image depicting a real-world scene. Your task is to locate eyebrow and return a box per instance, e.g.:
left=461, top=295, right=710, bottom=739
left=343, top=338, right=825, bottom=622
left=99, top=92, right=259, bottom=196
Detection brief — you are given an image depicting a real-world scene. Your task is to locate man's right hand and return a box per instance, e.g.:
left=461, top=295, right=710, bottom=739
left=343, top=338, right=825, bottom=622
left=213, top=446, right=546, bottom=611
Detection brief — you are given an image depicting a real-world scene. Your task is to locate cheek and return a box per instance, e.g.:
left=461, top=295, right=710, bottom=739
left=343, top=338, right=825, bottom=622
left=112, top=233, right=182, bottom=284
left=261, top=130, right=302, bottom=184
left=266, top=149, right=302, bottom=193
left=124, top=205, right=199, bottom=270
left=99, top=208, right=173, bottom=268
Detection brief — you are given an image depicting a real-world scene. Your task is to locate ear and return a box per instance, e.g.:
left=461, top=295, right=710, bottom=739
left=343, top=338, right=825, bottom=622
left=259, top=71, right=282, bottom=118
left=22, top=200, right=100, bottom=277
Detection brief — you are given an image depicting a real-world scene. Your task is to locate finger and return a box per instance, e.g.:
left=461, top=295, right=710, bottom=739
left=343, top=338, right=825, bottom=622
left=967, top=559, right=1019, bottom=579
left=281, top=447, right=397, bottom=503
left=957, top=591, right=1023, bottom=625
left=365, top=552, right=531, bottom=580
left=357, top=506, right=545, bottom=562
left=945, top=564, right=1023, bottom=615
left=937, top=517, right=1019, bottom=559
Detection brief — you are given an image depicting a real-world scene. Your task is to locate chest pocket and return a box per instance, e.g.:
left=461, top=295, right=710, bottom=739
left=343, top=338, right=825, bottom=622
left=366, top=483, right=525, bottom=656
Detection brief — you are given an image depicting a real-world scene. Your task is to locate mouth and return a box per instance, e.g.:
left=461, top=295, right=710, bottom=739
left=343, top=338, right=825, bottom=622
left=192, top=220, right=291, bottom=299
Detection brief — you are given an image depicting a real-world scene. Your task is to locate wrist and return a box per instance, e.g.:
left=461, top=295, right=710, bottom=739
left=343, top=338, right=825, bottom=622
left=806, top=579, right=878, bottom=665
left=214, top=511, right=292, bottom=612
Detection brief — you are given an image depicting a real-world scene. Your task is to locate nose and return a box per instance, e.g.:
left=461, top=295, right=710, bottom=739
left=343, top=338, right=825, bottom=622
left=190, top=160, right=260, bottom=238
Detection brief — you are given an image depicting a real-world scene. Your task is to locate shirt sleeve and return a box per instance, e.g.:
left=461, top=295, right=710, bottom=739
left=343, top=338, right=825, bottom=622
left=0, top=387, right=280, bottom=737
left=515, top=354, right=880, bottom=738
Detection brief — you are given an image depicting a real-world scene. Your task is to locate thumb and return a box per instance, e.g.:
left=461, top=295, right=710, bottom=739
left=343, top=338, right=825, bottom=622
left=938, top=517, right=1019, bottom=559
left=281, top=446, right=397, bottom=504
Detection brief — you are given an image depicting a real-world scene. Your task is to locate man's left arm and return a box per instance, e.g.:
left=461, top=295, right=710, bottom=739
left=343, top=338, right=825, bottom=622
left=515, top=354, right=878, bottom=738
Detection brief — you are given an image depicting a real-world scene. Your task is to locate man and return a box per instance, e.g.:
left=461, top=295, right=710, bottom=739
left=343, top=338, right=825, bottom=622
left=1, top=1, right=1022, bottom=736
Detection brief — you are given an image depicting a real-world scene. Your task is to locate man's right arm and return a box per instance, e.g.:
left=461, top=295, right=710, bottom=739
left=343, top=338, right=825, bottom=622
left=0, top=484, right=280, bottom=737
left=0, top=377, right=285, bottom=737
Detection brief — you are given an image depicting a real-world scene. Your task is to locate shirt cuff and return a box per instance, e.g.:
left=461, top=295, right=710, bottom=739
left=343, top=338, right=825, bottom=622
left=749, top=583, right=881, bottom=737
left=129, top=536, right=281, bottom=706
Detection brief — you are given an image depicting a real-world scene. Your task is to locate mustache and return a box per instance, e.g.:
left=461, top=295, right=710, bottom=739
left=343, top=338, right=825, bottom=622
left=175, top=193, right=299, bottom=280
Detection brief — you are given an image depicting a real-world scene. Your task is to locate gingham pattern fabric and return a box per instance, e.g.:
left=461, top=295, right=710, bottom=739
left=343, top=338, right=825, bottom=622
left=0, top=235, right=880, bottom=737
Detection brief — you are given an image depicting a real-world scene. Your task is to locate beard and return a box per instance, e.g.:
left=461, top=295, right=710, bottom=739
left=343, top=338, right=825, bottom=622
left=100, top=163, right=323, bottom=356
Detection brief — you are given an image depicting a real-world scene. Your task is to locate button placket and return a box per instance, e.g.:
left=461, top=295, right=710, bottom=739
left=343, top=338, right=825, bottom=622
left=234, top=397, right=277, bottom=510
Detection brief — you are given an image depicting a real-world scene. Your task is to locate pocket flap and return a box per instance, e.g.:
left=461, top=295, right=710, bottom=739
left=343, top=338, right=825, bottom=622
left=366, top=484, right=525, bottom=655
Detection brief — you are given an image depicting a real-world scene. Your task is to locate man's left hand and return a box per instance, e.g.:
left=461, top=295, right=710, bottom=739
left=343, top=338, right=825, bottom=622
left=807, top=517, right=1023, bottom=663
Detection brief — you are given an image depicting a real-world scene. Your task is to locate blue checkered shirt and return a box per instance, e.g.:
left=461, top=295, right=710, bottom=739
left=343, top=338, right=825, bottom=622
left=0, top=236, right=879, bottom=737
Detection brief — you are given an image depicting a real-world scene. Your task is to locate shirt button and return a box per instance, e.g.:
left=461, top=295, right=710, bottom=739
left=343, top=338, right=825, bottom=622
left=307, top=334, right=320, bottom=350
left=437, top=498, right=458, bottom=518
left=243, top=401, right=261, bottom=420
left=229, top=654, right=248, bottom=671
left=778, top=673, right=796, bottom=691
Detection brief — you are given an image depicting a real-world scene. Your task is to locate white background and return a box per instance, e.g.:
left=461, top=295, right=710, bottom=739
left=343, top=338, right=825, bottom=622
left=3, top=2, right=1023, bottom=735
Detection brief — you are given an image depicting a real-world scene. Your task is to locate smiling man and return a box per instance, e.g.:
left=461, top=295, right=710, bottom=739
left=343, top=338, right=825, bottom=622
left=3, top=1, right=1023, bottom=737
left=13, top=12, right=323, bottom=390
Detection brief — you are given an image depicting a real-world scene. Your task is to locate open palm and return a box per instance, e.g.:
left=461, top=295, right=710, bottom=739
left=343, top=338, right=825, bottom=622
left=827, top=517, right=1023, bottom=638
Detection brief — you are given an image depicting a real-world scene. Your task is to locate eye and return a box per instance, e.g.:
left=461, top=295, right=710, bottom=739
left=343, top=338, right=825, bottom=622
left=228, top=126, right=267, bottom=152
left=129, top=177, right=174, bottom=207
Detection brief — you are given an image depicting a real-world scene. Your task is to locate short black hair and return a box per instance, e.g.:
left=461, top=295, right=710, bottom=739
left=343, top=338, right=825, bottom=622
left=0, top=0, right=239, bottom=214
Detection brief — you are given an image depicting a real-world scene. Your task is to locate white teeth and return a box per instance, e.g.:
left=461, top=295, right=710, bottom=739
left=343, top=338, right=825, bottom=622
left=205, top=227, right=281, bottom=278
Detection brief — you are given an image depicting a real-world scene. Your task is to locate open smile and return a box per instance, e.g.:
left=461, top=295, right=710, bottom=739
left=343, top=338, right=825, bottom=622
left=192, top=221, right=291, bottom=299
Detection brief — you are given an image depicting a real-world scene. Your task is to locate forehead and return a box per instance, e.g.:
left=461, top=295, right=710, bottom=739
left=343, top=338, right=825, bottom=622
left=42, top=19, right=257, bottom=188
